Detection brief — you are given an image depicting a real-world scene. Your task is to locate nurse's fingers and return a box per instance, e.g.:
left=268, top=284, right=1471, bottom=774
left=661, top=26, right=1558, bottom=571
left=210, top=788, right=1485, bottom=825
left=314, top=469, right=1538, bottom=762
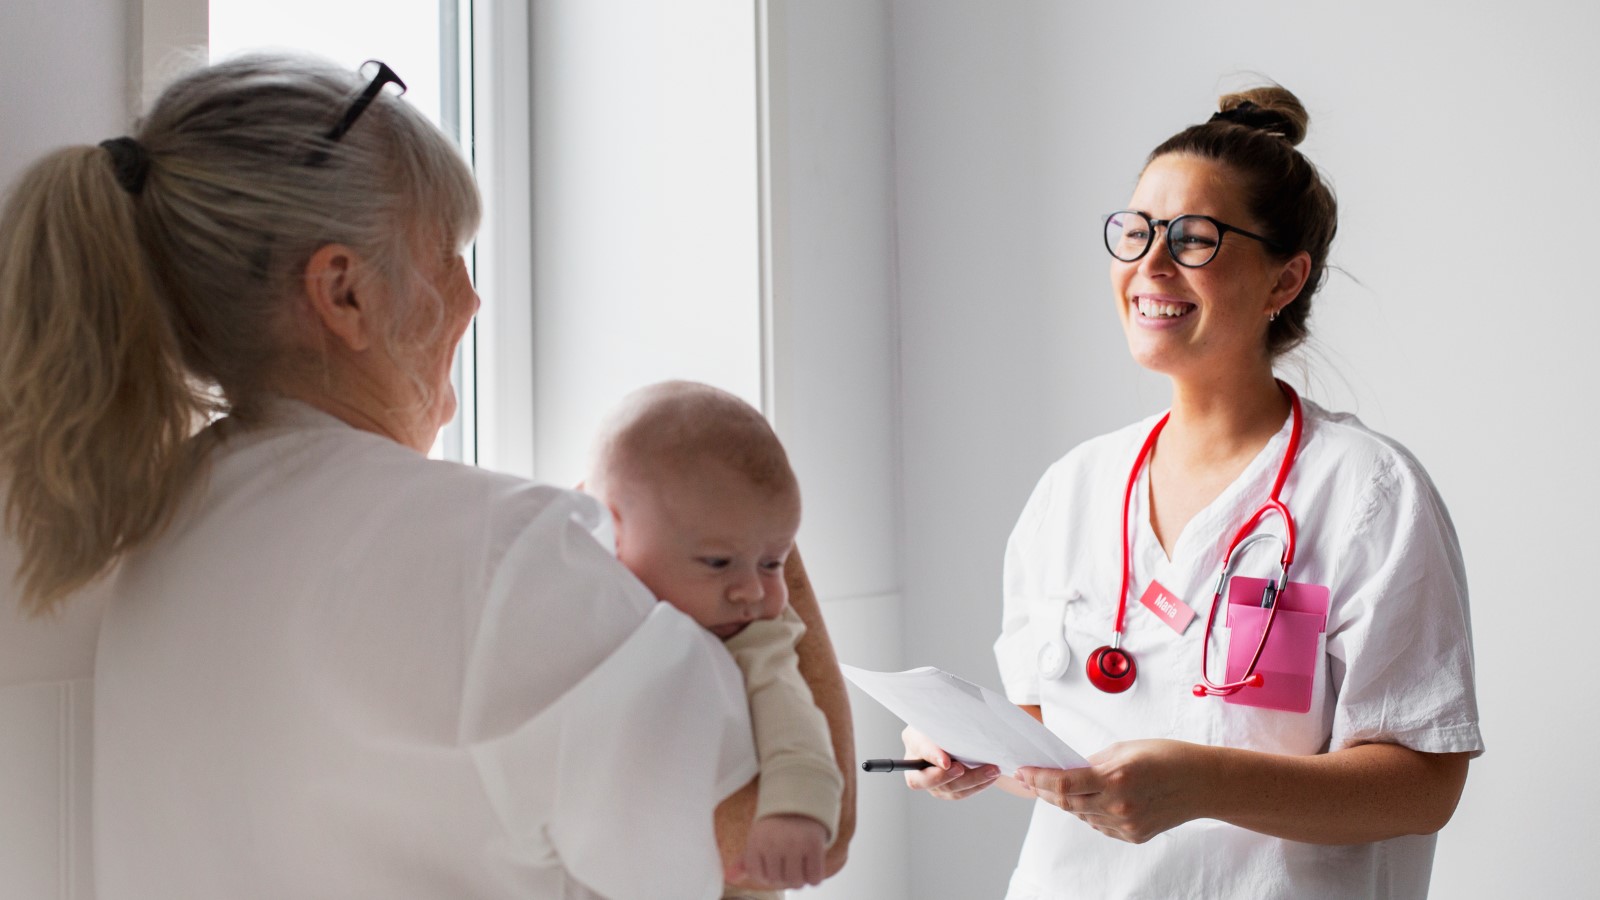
left=900, top=725, right=1003, bottom=798
left=938, top=766, right=1002, bottom=799
left=1031, top=784, right=1100, bottom=816
left=908, top=760, right=1002, bottom=798
left=1088, top=821, right=1127, bottom=842
left=1083, top=817, right=1144, bottom=844
left=900, top=726, right=950, bottom=768
left=899, top=724, right=949, bottom=791
left=1015, top=765, right=1104, bottom=799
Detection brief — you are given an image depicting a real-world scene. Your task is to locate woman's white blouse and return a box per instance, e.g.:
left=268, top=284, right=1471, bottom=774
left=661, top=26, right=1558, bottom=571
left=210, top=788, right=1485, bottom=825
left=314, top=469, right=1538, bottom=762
left=94, top=402, right=756, bottom=899
left=995, top=399, right=1483, bottom=900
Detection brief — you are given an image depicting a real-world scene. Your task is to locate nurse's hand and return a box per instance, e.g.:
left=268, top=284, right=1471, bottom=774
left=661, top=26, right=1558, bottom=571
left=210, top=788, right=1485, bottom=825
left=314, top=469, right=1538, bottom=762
left=1015, top=739, right=1203, bottom=844
left=899, top=726, right=1002, bottom=799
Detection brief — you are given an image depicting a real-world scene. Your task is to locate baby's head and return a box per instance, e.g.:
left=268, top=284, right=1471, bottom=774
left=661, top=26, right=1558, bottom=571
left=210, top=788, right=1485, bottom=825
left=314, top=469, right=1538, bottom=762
left=589, top=381, right=800, bottom=638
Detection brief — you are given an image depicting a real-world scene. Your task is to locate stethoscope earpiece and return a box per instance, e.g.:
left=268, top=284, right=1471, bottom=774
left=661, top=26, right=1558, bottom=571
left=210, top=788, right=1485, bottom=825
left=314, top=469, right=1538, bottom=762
left=1086, top=645, right=1137, bottom=693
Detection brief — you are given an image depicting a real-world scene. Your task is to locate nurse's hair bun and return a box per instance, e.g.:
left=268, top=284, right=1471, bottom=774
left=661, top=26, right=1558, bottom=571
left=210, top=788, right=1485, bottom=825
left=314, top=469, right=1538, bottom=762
left=1150, top=82, right=1336, bottom=360
left=1210, top=87, right=1308, bottom=147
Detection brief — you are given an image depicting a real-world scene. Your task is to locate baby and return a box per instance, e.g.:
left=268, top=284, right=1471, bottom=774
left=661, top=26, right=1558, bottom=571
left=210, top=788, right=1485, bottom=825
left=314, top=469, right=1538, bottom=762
left=587, top=381, right=843, bottom=897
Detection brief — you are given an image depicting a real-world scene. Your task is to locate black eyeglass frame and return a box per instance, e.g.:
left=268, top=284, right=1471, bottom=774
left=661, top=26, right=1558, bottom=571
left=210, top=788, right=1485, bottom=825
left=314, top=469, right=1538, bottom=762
left=1103, top=209, right=1286, bottom=269
left=306, top=60, right=407, bottom=165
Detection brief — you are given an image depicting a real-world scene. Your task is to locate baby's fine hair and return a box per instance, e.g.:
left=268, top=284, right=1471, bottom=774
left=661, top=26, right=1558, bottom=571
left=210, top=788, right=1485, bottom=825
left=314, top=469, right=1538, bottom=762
left=590, top=381, right=798, bottom=503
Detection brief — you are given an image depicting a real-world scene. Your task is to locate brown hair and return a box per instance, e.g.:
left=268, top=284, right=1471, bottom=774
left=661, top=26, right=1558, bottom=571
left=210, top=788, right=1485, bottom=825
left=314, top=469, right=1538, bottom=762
left=1149, top=84, right=1338, bottom=358
left=0, top=54, right=480, bottom=615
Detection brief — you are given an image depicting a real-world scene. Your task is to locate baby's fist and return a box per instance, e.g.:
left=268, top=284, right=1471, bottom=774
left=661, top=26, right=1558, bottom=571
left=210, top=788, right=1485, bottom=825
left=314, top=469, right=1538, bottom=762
left=742, top=814, right=828, bottom=889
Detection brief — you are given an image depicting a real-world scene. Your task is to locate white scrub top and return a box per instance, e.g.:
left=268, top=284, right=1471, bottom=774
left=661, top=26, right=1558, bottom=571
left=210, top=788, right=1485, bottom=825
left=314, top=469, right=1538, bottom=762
left=995, top=399, right=1482, bottom=900
left=94, top=401, right=757, bottom=900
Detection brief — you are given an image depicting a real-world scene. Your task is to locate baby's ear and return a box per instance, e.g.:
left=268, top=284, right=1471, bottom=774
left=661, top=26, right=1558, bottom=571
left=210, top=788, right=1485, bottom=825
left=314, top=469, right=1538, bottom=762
left=603, top=502, right=626, bottom=549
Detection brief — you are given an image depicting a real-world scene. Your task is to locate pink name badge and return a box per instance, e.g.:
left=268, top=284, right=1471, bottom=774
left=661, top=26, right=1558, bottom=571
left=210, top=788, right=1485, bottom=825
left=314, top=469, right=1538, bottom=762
left=1137, top=580, right=1196, bottom=634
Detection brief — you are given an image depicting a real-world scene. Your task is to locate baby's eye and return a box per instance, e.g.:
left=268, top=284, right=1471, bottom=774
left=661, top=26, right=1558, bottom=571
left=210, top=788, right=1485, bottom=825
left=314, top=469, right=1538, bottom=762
left=698, top=557, right=731, bottom=570
left=761, top=559, right=785, bottom=572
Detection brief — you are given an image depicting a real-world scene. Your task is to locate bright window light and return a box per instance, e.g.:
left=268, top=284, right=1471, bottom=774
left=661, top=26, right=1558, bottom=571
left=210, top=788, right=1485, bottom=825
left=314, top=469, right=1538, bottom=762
left=209, top=0, right=475, bottom=463
left=210, top=1, right=446, bottom=129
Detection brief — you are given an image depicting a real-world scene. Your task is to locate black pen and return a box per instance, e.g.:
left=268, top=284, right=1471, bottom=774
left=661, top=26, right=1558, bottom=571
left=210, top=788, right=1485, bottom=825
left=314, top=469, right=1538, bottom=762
left=861, top=758, right=937, bottom=773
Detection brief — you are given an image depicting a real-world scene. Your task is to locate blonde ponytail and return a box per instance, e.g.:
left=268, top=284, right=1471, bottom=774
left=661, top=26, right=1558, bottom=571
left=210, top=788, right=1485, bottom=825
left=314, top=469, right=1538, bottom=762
left=1, top=54, right=479, bottom=616
left=0, top=147, right=213, bottom=615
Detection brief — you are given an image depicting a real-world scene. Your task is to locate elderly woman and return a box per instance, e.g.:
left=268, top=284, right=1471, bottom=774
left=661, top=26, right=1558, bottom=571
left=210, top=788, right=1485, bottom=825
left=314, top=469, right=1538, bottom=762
left=0, top=54, right=851, bottom=899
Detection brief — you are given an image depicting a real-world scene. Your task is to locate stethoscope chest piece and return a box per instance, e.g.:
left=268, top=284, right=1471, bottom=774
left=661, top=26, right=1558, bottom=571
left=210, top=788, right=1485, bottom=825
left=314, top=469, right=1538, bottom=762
left=1037, top=638, right=1072, bottom=681
left=1086, top=645, right=1137, bottom=693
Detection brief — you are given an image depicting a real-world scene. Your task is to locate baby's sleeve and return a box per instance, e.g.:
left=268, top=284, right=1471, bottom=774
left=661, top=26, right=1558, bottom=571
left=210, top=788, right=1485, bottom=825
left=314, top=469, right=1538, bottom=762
left=723, top=605, right=844, bottom=839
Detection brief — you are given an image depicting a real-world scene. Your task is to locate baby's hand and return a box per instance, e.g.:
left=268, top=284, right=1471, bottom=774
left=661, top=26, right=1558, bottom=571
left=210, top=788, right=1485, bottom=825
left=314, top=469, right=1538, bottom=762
left=741, top=813, right=828, bottom=889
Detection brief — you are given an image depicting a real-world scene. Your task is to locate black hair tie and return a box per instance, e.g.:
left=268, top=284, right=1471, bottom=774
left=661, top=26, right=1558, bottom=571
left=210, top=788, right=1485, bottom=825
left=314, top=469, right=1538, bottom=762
left=98, top=137, right=151, bottom=196
left=1208, top=100, right=1279, bottom=132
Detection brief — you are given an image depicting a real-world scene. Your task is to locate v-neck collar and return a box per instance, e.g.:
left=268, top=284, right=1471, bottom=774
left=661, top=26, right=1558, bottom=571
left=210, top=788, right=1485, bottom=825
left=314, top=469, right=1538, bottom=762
left=1131, top=406, right=1298, bottom=570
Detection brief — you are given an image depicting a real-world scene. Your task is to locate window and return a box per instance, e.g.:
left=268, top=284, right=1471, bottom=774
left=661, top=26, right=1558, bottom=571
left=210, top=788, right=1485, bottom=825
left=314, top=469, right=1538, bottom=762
left=209, top=0, right=477, bottom=462
left=204, top=0, right=768, bottom=486
left=518, top=1, right=762, bottom=486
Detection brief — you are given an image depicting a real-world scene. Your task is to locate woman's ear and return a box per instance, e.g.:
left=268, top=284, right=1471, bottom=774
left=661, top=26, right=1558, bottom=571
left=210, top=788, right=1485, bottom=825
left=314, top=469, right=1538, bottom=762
left=1268, top=250, right=1313, bottom=313
left=303, top=243, right=375, bottom=353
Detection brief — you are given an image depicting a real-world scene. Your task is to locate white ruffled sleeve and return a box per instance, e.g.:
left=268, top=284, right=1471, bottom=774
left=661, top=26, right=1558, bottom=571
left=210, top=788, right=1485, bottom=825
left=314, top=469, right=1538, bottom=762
left=461, top=489, right=757, bottom=899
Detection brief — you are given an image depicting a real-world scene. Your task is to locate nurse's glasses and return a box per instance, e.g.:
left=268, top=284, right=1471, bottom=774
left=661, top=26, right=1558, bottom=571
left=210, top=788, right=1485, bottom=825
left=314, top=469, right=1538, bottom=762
left=1103, top=210, right=1285, bottom=268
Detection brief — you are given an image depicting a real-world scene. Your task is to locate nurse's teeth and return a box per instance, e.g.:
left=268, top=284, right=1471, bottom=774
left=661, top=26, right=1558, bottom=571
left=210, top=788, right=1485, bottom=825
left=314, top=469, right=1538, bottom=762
left=1137, top=298, right=1193, bottom=318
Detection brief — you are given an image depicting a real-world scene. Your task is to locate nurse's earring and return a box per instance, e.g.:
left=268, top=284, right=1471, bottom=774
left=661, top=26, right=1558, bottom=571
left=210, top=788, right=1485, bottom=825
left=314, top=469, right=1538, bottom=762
left=1268, top=307, right=1279, bottom=322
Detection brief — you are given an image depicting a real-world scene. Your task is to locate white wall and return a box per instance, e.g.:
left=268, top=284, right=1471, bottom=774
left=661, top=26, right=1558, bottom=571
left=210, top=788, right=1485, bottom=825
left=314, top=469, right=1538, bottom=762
left=890, top=7, right=1048, bottom=896
left=764, top=1, right=904, bottom=896
left=891, top=0, right=1596, bottom=896
left=1, top=0, right=131, bottom=184
left=0, top=2, right=130, bottom=895
left=525, top=0, right=763, bottom=485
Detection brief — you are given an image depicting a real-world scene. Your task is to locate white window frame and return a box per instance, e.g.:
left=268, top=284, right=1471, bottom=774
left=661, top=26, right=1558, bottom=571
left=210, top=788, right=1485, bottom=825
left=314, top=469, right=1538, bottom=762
left=138, top=0, right=533, bottom=473
left=465, top=0, right=535, bottom=478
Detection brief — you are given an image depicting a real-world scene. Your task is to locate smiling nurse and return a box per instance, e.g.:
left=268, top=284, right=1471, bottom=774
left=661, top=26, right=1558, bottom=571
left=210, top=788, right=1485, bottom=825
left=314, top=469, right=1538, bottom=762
left=902, top=86, right=1484, bottom=899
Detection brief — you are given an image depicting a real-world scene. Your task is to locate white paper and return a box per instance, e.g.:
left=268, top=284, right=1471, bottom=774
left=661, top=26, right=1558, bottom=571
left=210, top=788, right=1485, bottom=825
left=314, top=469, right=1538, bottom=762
left=841, top=664, right=1088, bottom=772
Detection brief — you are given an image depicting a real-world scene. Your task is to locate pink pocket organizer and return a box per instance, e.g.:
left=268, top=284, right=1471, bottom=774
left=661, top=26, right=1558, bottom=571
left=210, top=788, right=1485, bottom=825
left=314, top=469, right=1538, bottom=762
left=1222, top=576, right=1331, bottom=713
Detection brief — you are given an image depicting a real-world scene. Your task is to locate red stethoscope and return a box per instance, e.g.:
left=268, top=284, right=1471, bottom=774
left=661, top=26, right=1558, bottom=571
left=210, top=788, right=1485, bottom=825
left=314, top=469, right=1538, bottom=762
left=1086, top=381, right=1303, bottom=697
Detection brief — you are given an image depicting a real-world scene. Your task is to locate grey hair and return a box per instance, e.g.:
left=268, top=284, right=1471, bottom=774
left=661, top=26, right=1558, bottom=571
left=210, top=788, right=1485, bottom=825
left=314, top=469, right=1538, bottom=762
left=0, top=53, right=480, bottom=614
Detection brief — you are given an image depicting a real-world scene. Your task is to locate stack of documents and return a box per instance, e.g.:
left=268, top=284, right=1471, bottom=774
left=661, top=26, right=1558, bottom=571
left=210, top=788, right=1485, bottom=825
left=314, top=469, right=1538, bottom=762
left=841, top=664, right=1088, bottom=773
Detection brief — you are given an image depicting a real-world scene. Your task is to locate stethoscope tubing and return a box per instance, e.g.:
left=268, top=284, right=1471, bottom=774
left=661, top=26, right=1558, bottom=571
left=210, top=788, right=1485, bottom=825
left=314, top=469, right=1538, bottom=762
left=1195, top=524, right=1290, bottom=696
left=1101, top=381, right=1305, bottom=696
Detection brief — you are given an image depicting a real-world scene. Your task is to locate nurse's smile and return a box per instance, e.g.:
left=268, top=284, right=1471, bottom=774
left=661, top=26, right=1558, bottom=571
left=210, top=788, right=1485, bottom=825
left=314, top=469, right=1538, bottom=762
left=1132, top=294, right=1197, bottom=326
